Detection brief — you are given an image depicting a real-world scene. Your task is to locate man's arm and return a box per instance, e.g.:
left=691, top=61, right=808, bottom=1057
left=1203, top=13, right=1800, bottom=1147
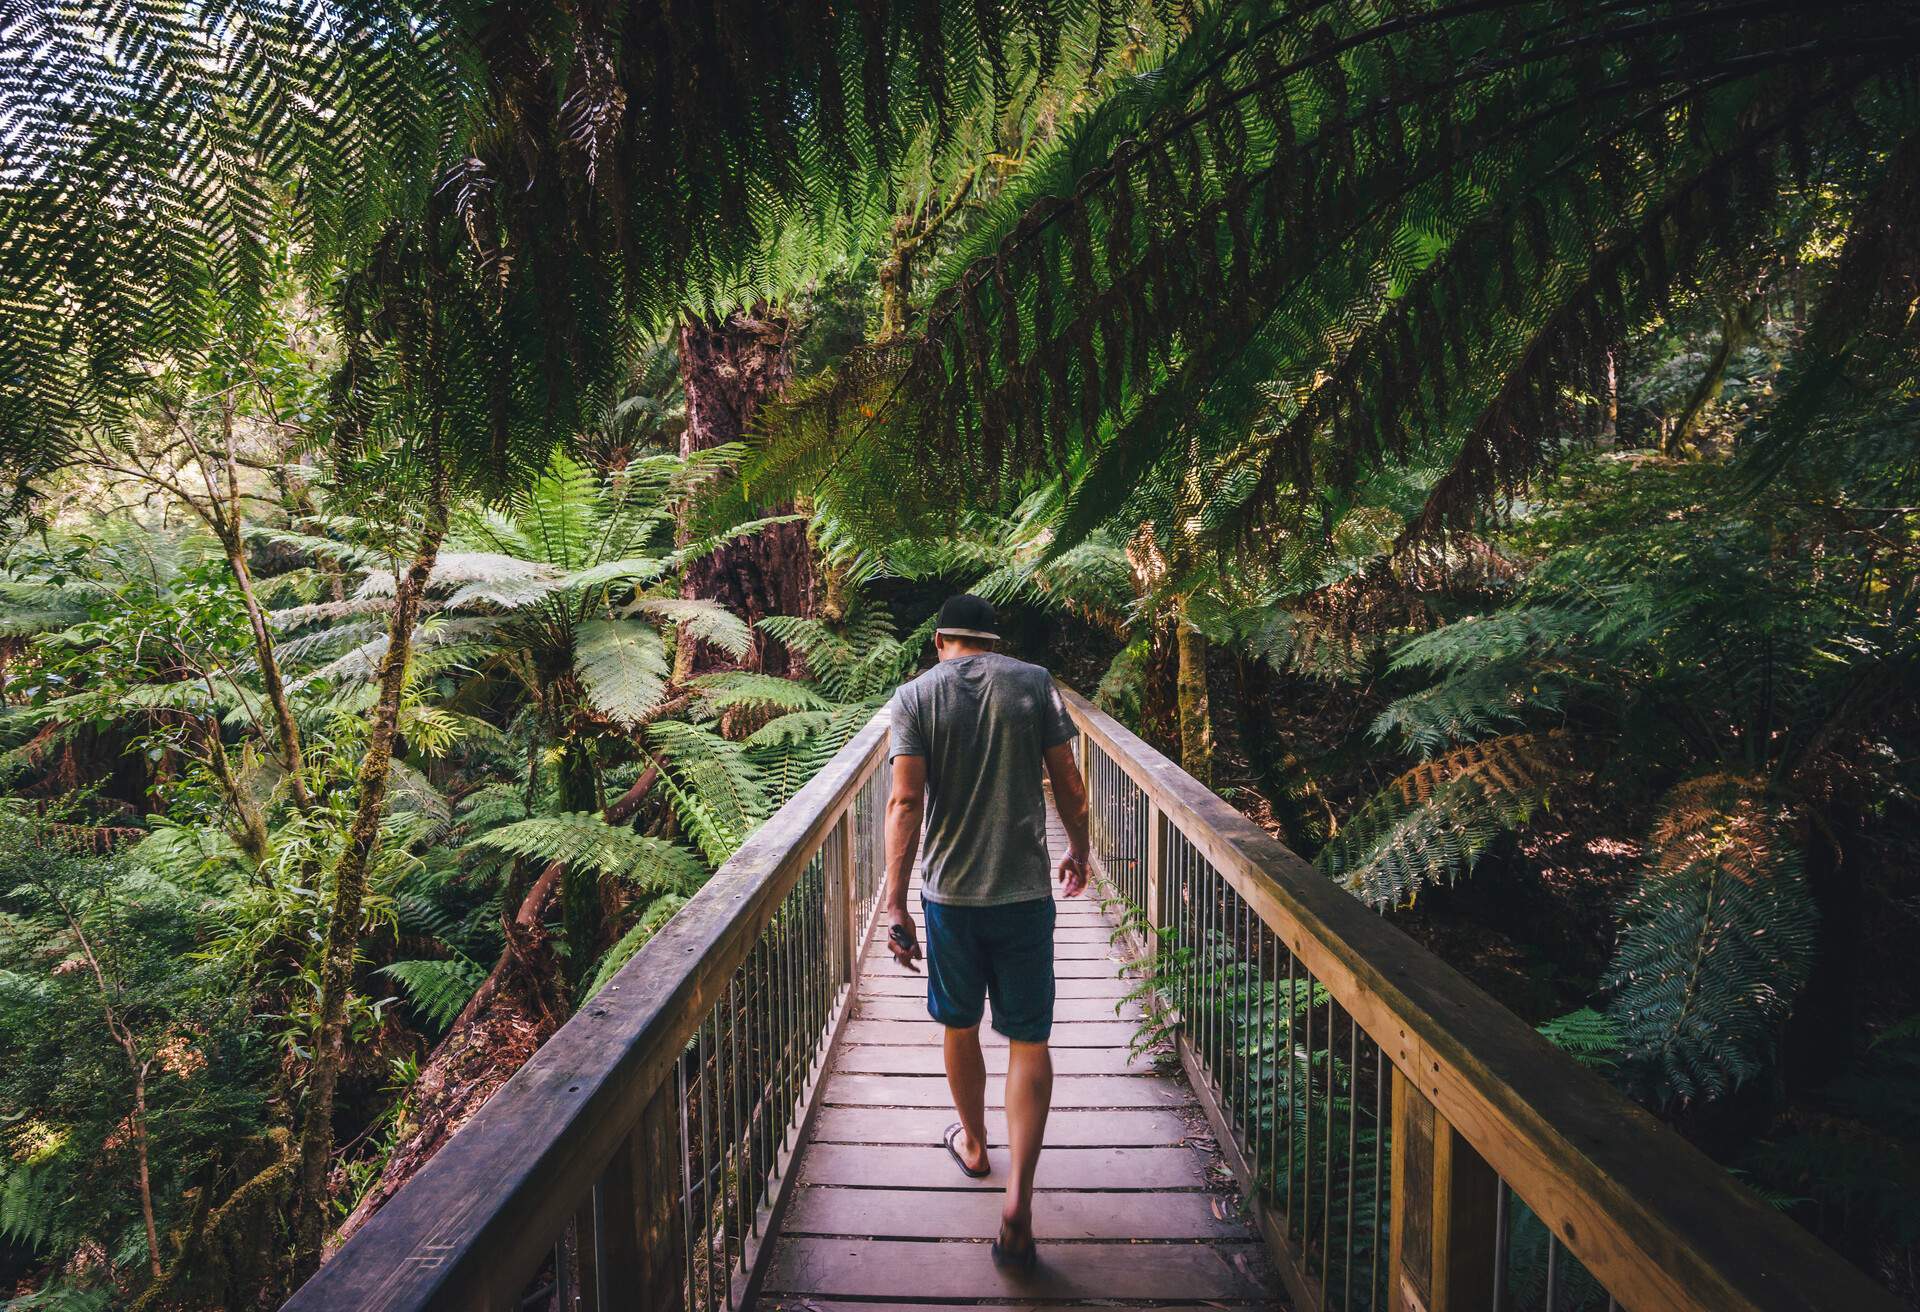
left=1044, top=741, right=1091, bottom=897
left=884, top=753, right=927, bottom=966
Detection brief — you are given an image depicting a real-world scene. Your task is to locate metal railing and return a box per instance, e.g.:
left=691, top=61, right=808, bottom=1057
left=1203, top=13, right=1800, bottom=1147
left=285, top=712, right=890, bottom=1311
left=1068, top=685, right=1895, bottom=1312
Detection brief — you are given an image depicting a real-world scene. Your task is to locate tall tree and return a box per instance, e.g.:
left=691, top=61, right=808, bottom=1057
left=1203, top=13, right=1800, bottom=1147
left=678, top=312, right=813, bottom=677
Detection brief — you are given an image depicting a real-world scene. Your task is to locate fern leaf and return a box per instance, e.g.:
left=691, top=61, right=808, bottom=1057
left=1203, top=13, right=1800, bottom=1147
left=378, top=956, right=486, bottom=1030
left=625, top=597, right=751, bottom=659
left=1605, top=775, right=1818, bottom=1106
left=573, top=619, right=669, bottom=726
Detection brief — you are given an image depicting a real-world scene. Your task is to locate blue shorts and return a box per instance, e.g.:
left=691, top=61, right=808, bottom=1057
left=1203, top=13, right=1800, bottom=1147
left=922, top=895, right=1056, bottom=1043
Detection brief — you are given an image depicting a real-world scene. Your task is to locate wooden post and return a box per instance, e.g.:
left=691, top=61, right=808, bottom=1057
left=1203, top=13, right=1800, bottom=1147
left=594, top=1077, right=686, bottom=1311
left=1389, top=1067, right=1500, bottom=1312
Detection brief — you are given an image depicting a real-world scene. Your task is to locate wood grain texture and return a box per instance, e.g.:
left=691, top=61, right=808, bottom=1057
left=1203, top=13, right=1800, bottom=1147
left=820, top=1072, right=1188, bottom=1108
left=760, top=1237, right=1272, bottom=1301
left=1059, top=685, right=1898, bottom=1312
left=797, top=1142, right=1209, bottom=1189
left=833, top=1043, right=1154, bottom=1075
left=806, top=1105, right=1199, bottom=1147
left=782, top=1187, right=1249, bottom=1239
left=840, top=1019, right=1142, bottom=1047
left=851, top=995, right=1141, bottom=1022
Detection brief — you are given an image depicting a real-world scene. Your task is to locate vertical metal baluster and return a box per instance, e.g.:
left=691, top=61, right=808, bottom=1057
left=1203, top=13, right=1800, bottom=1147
left=735, top=965, right=752, bottom=1245
left=1545, top=1233, right=1561, bottom=1312
left=725, top=975, right=741, bottom=1290
left=1345, top=1017, right=1358, bottom=1309
left=1372, top=1042, right=1385, bottom=1310
left=698, top=1012, right=715, bottom=1311
left=771, top=887, right=787, bottom=1152
left=1235, top=891, right=1247, bottom=1149
left=1492, top=1179, right=1510, bottom=1312
left=1322, top=993, right=1334, bottom=1302
left=1208, top=861, right=1221, bottom=1093
left=1286, top=946, right=1298, bottom=1235
left=1303, top=961, right=1313, bottom=1263
left=1252, top=918, right=1265, bottom=1207
left=679, top=1051, right=696, bottom=1312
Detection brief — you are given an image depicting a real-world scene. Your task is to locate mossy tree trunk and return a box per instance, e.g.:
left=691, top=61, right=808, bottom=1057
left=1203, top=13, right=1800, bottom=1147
left=291, top=461, right=450, bottom=1280
left=1175, top=598, right=1213, bottom=788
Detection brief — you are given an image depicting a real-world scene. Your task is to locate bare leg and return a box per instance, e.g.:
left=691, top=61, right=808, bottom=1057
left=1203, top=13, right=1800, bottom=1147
left=1000, top=1038, right=1053, bottom=1247
left=942, top=1024, right=990, bottom=1173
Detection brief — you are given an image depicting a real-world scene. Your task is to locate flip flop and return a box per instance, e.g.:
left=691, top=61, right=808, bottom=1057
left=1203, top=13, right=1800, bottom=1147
left=943, top=1122, right=990, bottom=1179
left=991, top=1230, right=1038, bottom=1272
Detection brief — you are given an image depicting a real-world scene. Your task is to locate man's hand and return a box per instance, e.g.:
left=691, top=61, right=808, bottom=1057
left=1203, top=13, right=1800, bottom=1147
left=1057, top=850, right=1089, bottom=899
left=887, top=907, right=923, bottom=971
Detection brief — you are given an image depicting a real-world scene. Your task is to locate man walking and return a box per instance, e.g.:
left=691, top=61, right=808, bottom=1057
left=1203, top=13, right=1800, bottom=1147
left=882, top=594, right=1092, bottom=1270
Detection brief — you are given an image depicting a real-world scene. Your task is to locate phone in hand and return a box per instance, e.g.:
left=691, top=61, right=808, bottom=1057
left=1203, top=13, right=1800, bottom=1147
left=888, top=922, right=921, bottom=973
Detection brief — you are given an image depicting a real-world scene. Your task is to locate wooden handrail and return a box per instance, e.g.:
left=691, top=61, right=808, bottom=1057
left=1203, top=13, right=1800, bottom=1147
left=1059, top=686, right=1895, bottom=1312
left=284, top=710, right=891, bottom=1311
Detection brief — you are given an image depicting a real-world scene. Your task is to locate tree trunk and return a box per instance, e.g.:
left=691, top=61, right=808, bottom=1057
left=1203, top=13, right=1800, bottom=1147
left=219, top=528, right=312, bottom=810
left=1669, top=294, right=1765, bottom=455
left=678, top=310, right=814, bottom=677
left=291, top=470, right=450, bottom=1280
left=1175, top=600, right=1213, bottom=788
left=556, top=737, right=601, bottom=989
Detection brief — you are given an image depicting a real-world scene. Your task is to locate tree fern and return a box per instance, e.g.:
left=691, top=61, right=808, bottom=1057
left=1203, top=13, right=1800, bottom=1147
left=1318, top=734, right=1564, bottom=908
left=573, top=620, right=670, bottom=727
left=465, top=814, right=706, bottom=894
left=377, top=956, right=487, bottom=1031
left=645, top=722, right=771, bottom=865
left=1605, top=775, right=1819, bottom=1106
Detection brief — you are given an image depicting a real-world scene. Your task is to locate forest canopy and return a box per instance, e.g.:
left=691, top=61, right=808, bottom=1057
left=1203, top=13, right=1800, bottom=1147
left=1, top=1, right=1917, bottom=1307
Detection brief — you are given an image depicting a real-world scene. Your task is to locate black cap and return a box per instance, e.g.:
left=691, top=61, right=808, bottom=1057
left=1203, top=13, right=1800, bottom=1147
left=934, top=593, right=1000, bottom=642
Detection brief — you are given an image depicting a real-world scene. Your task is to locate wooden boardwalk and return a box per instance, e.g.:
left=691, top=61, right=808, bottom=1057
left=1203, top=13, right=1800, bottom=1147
left=758, top=804, right=1283, bottom=1310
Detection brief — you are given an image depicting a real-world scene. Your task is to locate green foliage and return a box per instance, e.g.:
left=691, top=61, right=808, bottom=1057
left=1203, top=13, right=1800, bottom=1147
left=750, top=2, right=1920, bottom=555
left=1605, top=775, right=1819, bottom=1106
left=1316, top=735, right=1562, bottom=908
left=466, top=814, right=706, bottom=894
left=0, top=821, right=272, bottom=1290
left=584, top=895, right=691, bottom=1003
left=377, top=957, right=487, bottom=1031
left=1538, top=1008, right=1621, bottom=1073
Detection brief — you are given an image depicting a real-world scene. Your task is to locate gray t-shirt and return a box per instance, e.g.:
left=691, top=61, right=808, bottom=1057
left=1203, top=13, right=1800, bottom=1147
left=887, top=653, right=1078, bottom=906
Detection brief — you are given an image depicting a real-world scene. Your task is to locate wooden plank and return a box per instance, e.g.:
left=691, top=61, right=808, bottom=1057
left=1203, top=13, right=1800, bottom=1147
left=283, top=712, right=893, bottom=1311
left=834, top=1043, right=1152, bottom=1075
left=862, top=937, right=1126, bottom=959
left=858, top=973, right=1133, bottom=999
left=1057, top=685, right=1899, bottom=1312
left=852, top=996, right=1142, bottom=1022
left=863, top=955, right=1132, bottom=979
left=760, top=1237, right=1271, bottom=1301
left=796, top=1143, right=1208, bottom=1190
left=820, top=1073, right=1190, bottom=1109
left=807, top=1105, right=1198, bottom=1148
left=781, top=1186, right=1248, bottom=1239
left=761, top=1305, right=1259, bottom=1312
left=839, top=1019, right=1143, bottom=1047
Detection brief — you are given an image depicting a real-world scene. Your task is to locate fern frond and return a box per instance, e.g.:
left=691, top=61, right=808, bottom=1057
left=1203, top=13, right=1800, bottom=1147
left=378, top=956, right=486, bottom=1030
left=1319, top=733, right=1565, bottom=908
left=1605, top=774, right=1818, bottom=1106
left=465, top=813, right=707, bottom=893
left=573, top=620, right=670, bottom=727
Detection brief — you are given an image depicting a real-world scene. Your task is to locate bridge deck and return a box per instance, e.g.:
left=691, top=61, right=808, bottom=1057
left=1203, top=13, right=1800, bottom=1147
left=757, top=803, right=1284, bottom=1310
